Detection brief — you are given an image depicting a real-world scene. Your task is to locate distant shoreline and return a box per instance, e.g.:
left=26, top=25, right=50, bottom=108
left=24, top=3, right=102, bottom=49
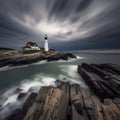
left=65, top=49, right=120, bottom=54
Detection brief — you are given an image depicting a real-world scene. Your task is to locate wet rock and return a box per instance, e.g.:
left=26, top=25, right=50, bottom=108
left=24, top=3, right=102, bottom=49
left=0, top=52, right=76, bottom=68
left=28, top=87, right=36, bottom=92
left=70, top=85, right=83, bottom=114
left=55, top=79, right=63, bottom=86
left=47, top=53, right=76, bottom=62
left=17, top=93, right=27, bottom=100
left=14, top=88, right=23, bottom=94
left=5, top=109, right=22, bottom=120
left=71, top=105, right=84, bottom=120
left=96, top=63, right=120, bottom=75
left=24, top=87, right=68, bottom=120
left=86, top=64, right=120, bottom=93
left=78, top=63, right=120, bottom=101
left=6, top=92, right=37, bottom=120
left=22, top=92, right=37, bottom=117
left=4, top=68, right=120, bottom=120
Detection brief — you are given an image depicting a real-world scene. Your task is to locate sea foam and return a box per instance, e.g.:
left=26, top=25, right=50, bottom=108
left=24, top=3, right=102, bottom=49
left=0, top=73, right=56, bottom=119
left=59, top=65, right=87, bottom=87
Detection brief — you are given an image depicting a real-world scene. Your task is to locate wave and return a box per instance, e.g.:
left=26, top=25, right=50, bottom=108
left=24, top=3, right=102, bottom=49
left=59, top=65, right=87, bottom=87
left=0, top=66, right=10, bottom=71
left=32, top=60, right=47, bottom=65
left=0, top=55, right=84, bottom=72
left=76, top=56, right=84, bottom=59
left=0, top=59, right=71, bottom=71
left=0, top=64, right=29, bottom=71
left=0, top=73, right=56, bottom=119
left=0, top=61, right=86, bottom=119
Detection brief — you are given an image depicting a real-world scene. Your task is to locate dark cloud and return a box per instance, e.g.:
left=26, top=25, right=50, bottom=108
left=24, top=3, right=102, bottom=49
left=0, top=0, right=120, bottom=50
left=52, top=33, right=120, bottom=51
left=75, top=0, right=93, bottom=12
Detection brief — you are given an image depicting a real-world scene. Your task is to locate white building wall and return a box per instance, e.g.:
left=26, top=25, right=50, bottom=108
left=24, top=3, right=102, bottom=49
left=24, top=46, right=40, bottom=50
left=31, top=46, right=40, bottom=50
left=44, top=40, right=49, bottom=51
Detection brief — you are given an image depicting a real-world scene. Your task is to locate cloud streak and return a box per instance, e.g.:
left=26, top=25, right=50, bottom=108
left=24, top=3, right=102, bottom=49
left=0, top=0, right=120, bottom=50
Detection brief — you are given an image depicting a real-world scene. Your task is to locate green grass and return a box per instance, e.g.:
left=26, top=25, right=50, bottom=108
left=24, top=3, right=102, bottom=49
left=0, top=47, right=14, bottom=50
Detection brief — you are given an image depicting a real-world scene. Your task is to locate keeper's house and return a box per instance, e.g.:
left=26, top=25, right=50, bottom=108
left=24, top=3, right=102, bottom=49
left=22, top=41, right=40, bottom=50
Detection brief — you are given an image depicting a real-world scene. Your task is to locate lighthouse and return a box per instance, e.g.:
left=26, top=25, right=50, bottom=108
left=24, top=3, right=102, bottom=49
left=44, top=34, right=49, bottom=51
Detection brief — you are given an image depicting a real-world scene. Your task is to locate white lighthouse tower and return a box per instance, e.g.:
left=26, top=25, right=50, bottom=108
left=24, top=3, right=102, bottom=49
left=44, top=34, right=49, bottom=51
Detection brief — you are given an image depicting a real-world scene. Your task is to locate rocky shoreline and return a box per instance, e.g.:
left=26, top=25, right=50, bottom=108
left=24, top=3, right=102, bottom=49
left=5, top=63, right=120, bottom=120
left=0, top=52, right=76, bottom=68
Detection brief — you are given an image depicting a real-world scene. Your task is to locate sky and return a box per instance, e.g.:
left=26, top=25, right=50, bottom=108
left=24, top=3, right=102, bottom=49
left=0, top=0, right=120, bottom=51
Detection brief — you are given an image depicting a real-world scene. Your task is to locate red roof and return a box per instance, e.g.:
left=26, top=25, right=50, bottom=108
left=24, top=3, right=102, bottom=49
left=27, top=42, right=37, bottom=46
left=22, top=45, right=31, bottom=48
left=22, top=41, right=39, bottom=48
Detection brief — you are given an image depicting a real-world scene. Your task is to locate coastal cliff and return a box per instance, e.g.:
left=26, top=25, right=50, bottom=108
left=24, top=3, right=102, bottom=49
left=0, top=51, right=76, bottom=68
left=6, top=63, right=120, bottom=120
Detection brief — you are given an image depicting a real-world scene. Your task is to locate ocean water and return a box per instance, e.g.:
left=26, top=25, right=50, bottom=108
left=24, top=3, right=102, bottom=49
left=0, top=53, right=120, bottom=119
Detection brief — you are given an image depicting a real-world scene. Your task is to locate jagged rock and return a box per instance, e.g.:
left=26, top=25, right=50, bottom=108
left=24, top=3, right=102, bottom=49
left=6, top=92, right=37, bottom=120
left=22, top=92, right=37, bottom=117
left=71, top=105, right=84, bottom=120
left=0, top=53, right=76, bottom=68
left=23, top=87, right=54, bottom=120
left=78, top=63, right=120, bottom=101
left=94, top=103, right=105, bottom=120
left=82, top=63, right=120, bottom=93
left=60, top=82, right=70, bottom=100
left=96, top=63, right=120, bottom=75
left=5, top=70, right=120, bottom=120
left=14, top=88, right=23, bottom=94
left=5, top=109, right=22, bottom=120
left=91, top=64, right=120, bottom=92
left=47, top=53, right=76, bottom=62
left=28, top=87, right=36, bottom=92
left=55, top=79, right=63, bottom=86
left=24, top=87, right=68, bottom=120
left=102, top=98, right=120, bottom=120
left=70, top=85, right=83, bottom=114
left=17, top=93, right=27, bottom=100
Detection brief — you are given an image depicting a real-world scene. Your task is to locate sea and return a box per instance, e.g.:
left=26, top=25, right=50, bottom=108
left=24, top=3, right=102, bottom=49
left=0, top=53, right=120, bottom=119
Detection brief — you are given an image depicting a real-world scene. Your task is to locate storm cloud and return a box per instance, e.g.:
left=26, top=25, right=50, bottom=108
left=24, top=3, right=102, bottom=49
left=0, top=0, right=120, bottom=50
